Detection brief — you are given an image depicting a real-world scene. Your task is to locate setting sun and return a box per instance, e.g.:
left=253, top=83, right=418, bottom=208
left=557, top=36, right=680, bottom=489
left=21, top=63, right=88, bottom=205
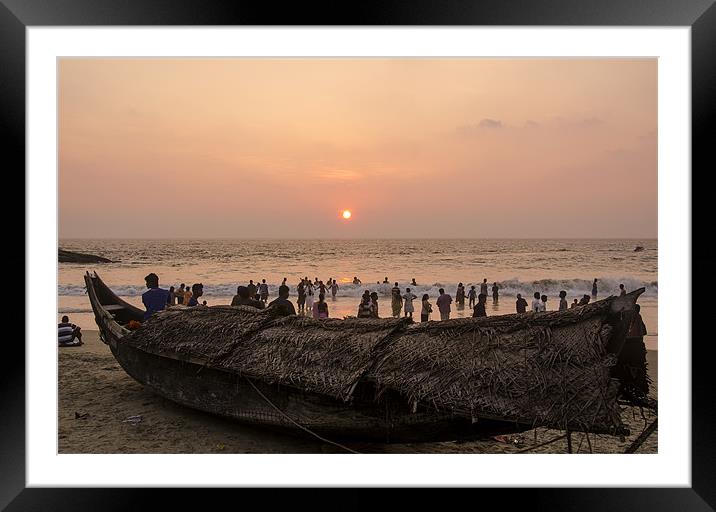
left=342, top=210, right=352, bottom=220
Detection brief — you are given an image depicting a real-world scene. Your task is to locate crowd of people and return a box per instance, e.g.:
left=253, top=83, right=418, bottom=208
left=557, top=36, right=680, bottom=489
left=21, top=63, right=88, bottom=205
left=132, top=274, right=632, bottom=323
left=58, top=275, right=636, bottom=344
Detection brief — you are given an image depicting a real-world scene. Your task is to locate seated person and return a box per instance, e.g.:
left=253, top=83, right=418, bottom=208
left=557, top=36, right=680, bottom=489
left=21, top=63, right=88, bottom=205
left=268, top=284, right=296, bottom=316
left=231, top=285, right=265, bottom=309
left=141, top=273, right=171, bottom=320
left=186, top=283, right=204, bottom=306
left=58, top=315, right=83, bottom=346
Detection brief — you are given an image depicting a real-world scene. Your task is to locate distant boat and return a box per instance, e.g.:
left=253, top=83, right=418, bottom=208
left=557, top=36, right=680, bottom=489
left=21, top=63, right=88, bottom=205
left=85, top=271, right=651, bottom=443
left=634, top=246, right=645, bottom=252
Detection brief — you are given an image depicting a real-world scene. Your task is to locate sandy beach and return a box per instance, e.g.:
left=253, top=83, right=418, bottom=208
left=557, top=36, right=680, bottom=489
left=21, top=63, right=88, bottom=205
left=58, top=330, right=657, bottom=454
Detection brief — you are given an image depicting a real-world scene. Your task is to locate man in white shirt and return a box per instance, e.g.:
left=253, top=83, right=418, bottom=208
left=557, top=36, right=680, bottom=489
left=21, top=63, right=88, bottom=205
left=532, top=292, right=543, bottom=312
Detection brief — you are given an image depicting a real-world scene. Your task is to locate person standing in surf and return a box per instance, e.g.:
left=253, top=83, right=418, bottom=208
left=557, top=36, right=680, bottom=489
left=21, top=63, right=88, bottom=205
left=491, top=282, right=499, bottom=304
left=468, top=285, right=477, bottom=309
left=402, top=287, right=418, bottom=319
left=592, top=278, right=598, bottom=300
left=305, top=279, right=315, bottom=313
left=436, top=288, right=453, bottom=321
left=357, top=293, right=373, bottom=318
left=420, top=294, right=432, bottom=322
left=559, top=290, right=568, bottom=311
left=296, top=279, right=306, bottom=314
left=540, top=294, right=548, bottom=312
left=370, top=292, right=379, bottom=318
left=312, top=293, right=329, bottom=319
left=515, top=293, right=528, bottom=313
left=532, top=292, right=542, bottom=312
left=455, top=283, right=466, bottom=310
left=480, top=278, right=489, bottom=297
left=259, top=279, right=269, bottom=304
left=330, top=279, right=339, bottom=300
left=391, top=282, right=403, bottom=318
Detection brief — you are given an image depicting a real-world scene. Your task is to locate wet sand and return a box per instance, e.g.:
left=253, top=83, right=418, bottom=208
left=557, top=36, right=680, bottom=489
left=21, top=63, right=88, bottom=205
left=58, top=331, right=657, bottom=454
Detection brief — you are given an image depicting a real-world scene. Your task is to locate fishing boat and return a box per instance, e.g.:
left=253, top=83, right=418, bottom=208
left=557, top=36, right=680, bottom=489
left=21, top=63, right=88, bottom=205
left=85, top=271, right=652, bottom=443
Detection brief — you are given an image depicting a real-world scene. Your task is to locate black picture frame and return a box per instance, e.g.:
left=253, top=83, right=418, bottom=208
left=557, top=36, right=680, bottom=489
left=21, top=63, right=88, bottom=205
left=4, top=0, right=712, bottom=507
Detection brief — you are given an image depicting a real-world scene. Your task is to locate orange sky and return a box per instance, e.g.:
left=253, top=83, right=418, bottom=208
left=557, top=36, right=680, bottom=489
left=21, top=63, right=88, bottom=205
left=59, top=58, right=656, bottom=238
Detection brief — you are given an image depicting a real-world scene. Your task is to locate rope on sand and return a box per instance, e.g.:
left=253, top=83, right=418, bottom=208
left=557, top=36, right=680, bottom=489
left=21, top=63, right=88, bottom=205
left=514, top=433, right=568, bottom=453
left=245, top=377, right=361, bottom=454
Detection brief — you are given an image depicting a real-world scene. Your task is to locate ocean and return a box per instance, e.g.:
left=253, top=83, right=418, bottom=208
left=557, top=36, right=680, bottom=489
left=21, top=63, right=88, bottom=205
left=58, top=238, right=658, bottom=349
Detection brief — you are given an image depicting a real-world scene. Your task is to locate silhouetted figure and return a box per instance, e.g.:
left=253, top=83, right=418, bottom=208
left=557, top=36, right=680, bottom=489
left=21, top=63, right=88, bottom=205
left=436, top=288, right=453, bottom=321
left=480, top=279, right=488, bottom=297
left=268, top=284, right=296, bottom=316
left=515, top=293, right=528, bottom=313
left=259, top=279, right=269, bottom=303
left=370, top=292, right=379, bottom=318
left=468, top=285, right=477, bottom=308
left=402, top=288, right=417, bottom=318
left=456, top=283, right=466, bottom=310
left=559, top=290, right=568, bottom=311
left=231, top=285, right=264, bottom=309
left=187, top=283, right=203, bottom=306
left=492, top=282, right=499, bottom=304
left=357, top=294, right=374, bottom=318
left=472, top=293, right=487, bottom=318
left=391, top=282, right=403, bottom=318
left=421, top=294, right=432, bottom=322
left=305, top=280, right=315, bottom=313
left=592, top=278, right=598, bottom=299
left=619, top=283, right=627, bottom=296
left=142, top=272, right=170, bottom=320
left=296, top=280, right=306, bottom=313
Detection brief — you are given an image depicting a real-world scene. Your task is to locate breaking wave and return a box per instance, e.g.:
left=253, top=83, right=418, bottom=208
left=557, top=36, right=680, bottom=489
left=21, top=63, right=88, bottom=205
left=58, top=277, right=657, bottom=299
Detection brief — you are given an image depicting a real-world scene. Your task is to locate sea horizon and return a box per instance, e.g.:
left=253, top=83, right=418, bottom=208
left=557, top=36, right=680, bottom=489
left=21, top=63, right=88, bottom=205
left=60, top=236, right=658, bottom=241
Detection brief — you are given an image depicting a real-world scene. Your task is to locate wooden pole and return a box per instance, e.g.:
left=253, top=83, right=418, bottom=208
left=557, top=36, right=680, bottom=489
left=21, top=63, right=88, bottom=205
left=624, top=418, right=657, bottom=454
left=566, top=430, right=573, bottom=453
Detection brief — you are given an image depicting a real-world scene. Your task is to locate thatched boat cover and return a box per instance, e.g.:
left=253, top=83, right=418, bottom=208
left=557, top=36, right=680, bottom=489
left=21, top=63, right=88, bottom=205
left=370, top=305, right=622, bottom=433
left=123, top=298, right=632, bottom=434
left=123, top=306, right=410, bottom=401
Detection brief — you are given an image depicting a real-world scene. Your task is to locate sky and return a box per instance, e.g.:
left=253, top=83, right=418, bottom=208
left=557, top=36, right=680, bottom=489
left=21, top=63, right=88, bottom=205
left=59, top=58, right=657, bottom=239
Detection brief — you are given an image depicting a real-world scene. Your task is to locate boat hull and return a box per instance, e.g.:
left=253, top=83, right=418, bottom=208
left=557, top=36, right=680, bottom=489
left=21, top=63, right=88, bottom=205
left=104, top=326, right=527, bottom=443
